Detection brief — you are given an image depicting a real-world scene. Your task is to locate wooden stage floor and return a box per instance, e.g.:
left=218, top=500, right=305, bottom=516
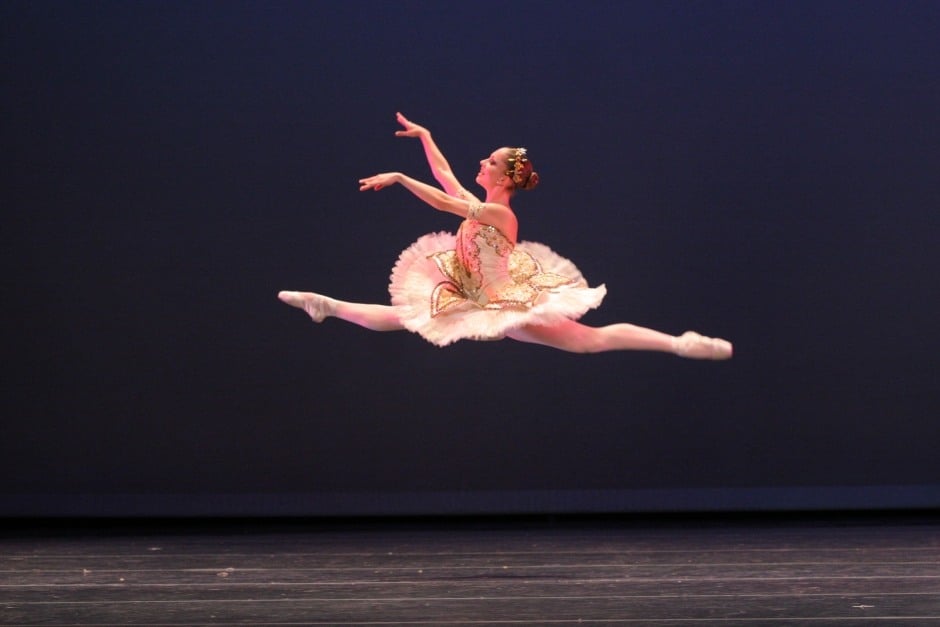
left=2, top=513, right=939, bottom=625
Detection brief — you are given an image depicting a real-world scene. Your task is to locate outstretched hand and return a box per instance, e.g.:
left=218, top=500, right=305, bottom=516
left=359, top=172, right=401, bottom=192
left=394, top=112, right=428, bottom=138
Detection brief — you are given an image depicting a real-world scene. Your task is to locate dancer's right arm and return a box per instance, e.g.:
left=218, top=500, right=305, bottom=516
left=358, top=172, right=517, bottom=243
left=394, top=112, right=469, bottom=198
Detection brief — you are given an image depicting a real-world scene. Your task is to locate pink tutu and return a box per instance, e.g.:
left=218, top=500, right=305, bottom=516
left=388, top=222, right=606, bottom=347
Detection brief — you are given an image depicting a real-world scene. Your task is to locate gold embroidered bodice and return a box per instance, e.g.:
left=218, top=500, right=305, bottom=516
left=427, top=219, right=577, bottom=317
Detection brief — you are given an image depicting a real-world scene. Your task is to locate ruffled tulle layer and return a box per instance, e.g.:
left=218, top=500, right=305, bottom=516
left=389, top=231, right=606, bottom=346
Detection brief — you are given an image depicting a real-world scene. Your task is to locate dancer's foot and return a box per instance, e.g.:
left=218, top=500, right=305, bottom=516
left=278, top=291, right=335, bottom=323
left=672, top=331, right=733, bottom=360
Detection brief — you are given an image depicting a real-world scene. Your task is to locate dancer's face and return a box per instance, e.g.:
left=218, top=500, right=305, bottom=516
left=475, top=148, right=510, bottom=190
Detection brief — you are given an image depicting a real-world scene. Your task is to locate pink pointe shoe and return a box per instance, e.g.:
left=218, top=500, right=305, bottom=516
left=673, top=331, right=733, bottom=360
left=277, top=291, right=334, bottom=323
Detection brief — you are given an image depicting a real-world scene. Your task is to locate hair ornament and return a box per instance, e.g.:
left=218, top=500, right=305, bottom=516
left=506, top=147, right=529, bottom=185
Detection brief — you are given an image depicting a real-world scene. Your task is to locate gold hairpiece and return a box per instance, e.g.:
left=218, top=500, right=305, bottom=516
left=506, top=147, right=529, bottom=185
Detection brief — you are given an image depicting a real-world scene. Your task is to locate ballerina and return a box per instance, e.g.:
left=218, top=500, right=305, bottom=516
left=279, top=113, right=731, bottom=359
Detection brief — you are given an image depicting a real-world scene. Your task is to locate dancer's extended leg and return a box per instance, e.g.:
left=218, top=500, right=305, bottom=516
left=507, top=319, right=732, bottom=359
left=278, top=291, right=404, bottom=332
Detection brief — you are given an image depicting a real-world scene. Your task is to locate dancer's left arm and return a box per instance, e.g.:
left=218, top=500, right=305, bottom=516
left=393, top=112, right=472, bottom=199
left=359, top=172, right=517, bottom=241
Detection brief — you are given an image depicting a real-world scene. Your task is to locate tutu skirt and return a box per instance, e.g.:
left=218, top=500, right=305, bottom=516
left=389, top=231, right=606, bottom=346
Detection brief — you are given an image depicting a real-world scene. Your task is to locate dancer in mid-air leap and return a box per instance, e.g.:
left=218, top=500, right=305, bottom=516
left=279, top=113, right=732, bottom=359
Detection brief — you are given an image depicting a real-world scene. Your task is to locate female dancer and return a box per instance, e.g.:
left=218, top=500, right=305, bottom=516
left=279, top=113, right=732, bottom=359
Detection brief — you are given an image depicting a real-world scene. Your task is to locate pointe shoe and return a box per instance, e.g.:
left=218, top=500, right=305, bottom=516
left=673, top=331, right=733, bottom=360
left=277, top=290, right=333, bottom=323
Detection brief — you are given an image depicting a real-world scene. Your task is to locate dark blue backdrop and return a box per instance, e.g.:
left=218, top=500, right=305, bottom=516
left=3, top=0, right=938, bottom=516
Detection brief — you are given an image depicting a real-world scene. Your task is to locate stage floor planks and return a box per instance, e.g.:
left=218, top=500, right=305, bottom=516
left=2, top=514, right=939, bottom=625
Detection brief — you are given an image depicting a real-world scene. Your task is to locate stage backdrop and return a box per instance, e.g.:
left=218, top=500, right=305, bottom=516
left=3, top=1, right=938, bottom=516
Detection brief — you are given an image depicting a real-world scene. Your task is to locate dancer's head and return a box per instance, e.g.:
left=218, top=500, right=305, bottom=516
left=476, top=147, right=539, bottom=193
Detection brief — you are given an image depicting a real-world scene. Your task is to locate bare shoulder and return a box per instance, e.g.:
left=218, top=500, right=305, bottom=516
left=482, top=203, right=518, bottom=243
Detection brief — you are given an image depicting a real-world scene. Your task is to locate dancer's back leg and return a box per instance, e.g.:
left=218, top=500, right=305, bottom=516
left=278, top=291, right=404, bottom=332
